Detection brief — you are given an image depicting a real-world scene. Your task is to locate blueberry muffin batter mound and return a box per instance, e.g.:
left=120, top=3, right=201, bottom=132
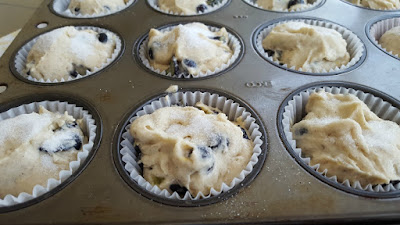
left=147, top=22, right=232, bottom=76
left=130, top=103, right=253, bottom=196
left=262, top=22, right=350, bottom=72
left=379, top=26, right=400, bottom=56
left=349, top=0, right=400, bottom=9
left=25, top=26, right=116, bottom=81
left=0, top=106, right=86, bottom=197
left=256, top=0, right=312, bottom=11
left=291, top=91, right=400, bottom=186
left=68, top=0, right=128, bottom=15
left=158, top=0, right=223, bottom=14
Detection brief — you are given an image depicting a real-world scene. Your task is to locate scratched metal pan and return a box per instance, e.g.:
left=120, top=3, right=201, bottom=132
left=0, top=0, right=399, bottom=224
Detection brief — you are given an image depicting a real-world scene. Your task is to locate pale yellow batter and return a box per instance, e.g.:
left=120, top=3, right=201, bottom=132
left=349, top=0, right=400, bottom=9
left=25, top=26, right=116, bottom=81
left=68, top=0, right=128, bottom=15
left=379, top=26, right=400, bottom=56
left=262, top=22, right=350, bottom=72
left=158, top=0, right=209, bottom=14
left=292, top=91, right=400, bottom=186
left=0, top=106, right=86, bottom=197
left=256, top=0, right=311, bottom=11
left=130, top=103, right=253, bottom=196
left=147, top=22, right=232, bottom=76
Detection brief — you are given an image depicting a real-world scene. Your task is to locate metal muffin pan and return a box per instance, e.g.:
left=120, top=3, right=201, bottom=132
left=0, top=0, right=400, bottom=224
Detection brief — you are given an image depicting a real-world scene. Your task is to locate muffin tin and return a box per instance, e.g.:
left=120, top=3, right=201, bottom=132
left=0, top=0, right=400, bottom=224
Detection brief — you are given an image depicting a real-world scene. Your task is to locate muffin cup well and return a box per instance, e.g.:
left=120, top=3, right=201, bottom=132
left=136, top=22, right=243, bottom=80
left=340, top=0, right=400, bottom=11
left=0, top=98, right=100, bottom=209
left=367, top=15, right=400, bottom=61
left=242, top=0, right=324, bottom=12
left=12, top=26, right=123, bottom=84
left=278, top=82, right=400, bottom=198
left=115, top=89, right=267, bottom=206
left=147, top=0, right=230, bottom=16
left=253, top=17, right=366, bottom=75
left=51, top=0, right=136, bottom=18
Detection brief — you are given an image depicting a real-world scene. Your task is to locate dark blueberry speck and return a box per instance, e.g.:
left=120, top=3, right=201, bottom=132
left=74, top=7, right=80, bottom=12
left=27, top=70, right=31, bottom=76
left=207, top=163, right=214, bottom=173
left=239, top=126, right=249, bottom=140
left=98, top=33, right=108, bottom=43
left=198, top=146, right=211, bottom=159
left=196, top=4, right=208, bottom=13
left=66, top=121, right=78, bottom=128
left=73, top=135, right=82, bottom=150
left=148, top=48, right=154, bottom=60
left=296, top=127, right=308, bottom=136
left=70, top=70, right=78, bottom=77
left=104, top=5, right=111, bottom=10
left=170, top=184, right=188, bottom=196
left=265, top=49, right=275, bottom=56
left=183, top=59, right=197, bottom=68
left=288, top=0, right=305, bottom=9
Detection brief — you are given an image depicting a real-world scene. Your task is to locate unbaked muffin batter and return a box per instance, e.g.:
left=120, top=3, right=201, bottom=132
left=0, top=106, right=86, bottom=197
left=147, top=22, right=232, bottom=76
left=25, top=26, right=116, bottom=81
left=292, top=91, right=400, bottom=186
left=68, top=0, right=128, bottom=15
left=379, top=26, right=400, bottom=56
left=349, top=0, right=400, bottom=9
left=158, top=0, right=222, bottom=14
left=262, top=22, right=350, bottom=72
left=256, top=0, right=311, bottom=11
left=130, top=103, right=253, bottom=196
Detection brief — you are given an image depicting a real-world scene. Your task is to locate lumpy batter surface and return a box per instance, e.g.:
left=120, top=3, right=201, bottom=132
left=158, top=0, right=223, bottom=14
left=68, top=0, right=128, bottom=15
left=349, top=0, right=400, bottom=9
left=0, top=106, right=86, bottom=197
left=379, top=26, right=400, bottom=56
left=147, top=22, right=232, bottom=76
left=291, top=91, right=400, bottom=186
left=256, top=0, right=311, bottom=11
left=130, top=103, right=253, bottom=196
left=262, top=22, right=350, bottom=72
left=25, top=26, right=116, bottom=81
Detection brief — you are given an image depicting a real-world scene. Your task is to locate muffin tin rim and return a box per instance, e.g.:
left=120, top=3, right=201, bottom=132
left=251, top=16, right=367, bottom=76
left=277, top=81, right=400, bottom=198
left=365, top=14, right=400, bottom=61
left=241, top=0, right=326, bottom=13
left=338, top=0, right=400, bottom=12
left=145, top=0, right=232, bottom=17
left=132, top=20, right=245, bottom=81
left=9, top=24, right=126, bottom=86
left=0, top=93, right=103, bottom=213
left=112, top=87, right=268, bottom=207
left=49, top=0, right=138, bottom=19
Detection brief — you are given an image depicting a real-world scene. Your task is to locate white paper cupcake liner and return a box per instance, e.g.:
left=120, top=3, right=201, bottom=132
left=243, top=0, right=323, bottom=12
left=341, top=0, right=400, bottom=11
left=369, top=16, right=400, bottom=60
left=282, top=85, right=400, bottom=193
left=119, top=91, right=264, bottom=201
left=138, top=24, right=242, bottom=79
left=52, top=0, right=136, bottom=18
left=0, top=100, right=97, bottom=207
left=147, top=0, right=229, bottom=16
left=255, top=18, right=365, bottom=74
left=13, top=26, right=122, bottom=84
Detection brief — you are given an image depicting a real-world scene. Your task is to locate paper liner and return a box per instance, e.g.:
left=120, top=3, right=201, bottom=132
left=14, top=26, right=122, bottom=84
left=341, top=0, right=400, bottom=11
left=138, top=25, right=242, bottom=79
left=147, top=0, right=229, bottom=16
left=369, top=16, right=400, bottom=60
left=119, top=91, right=263, bottom=200
left=255, top=18, right=365, bottom=74
left=0, top=101, right=97, bottom=207
left=281, top=85, right=400, bottom=193
left=52, top=0, right=136, bottom=18
left=242, top=0, right=323, bottom=12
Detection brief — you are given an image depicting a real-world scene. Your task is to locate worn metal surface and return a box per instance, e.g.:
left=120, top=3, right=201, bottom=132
left=0, top=0, right=399, bottom=224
